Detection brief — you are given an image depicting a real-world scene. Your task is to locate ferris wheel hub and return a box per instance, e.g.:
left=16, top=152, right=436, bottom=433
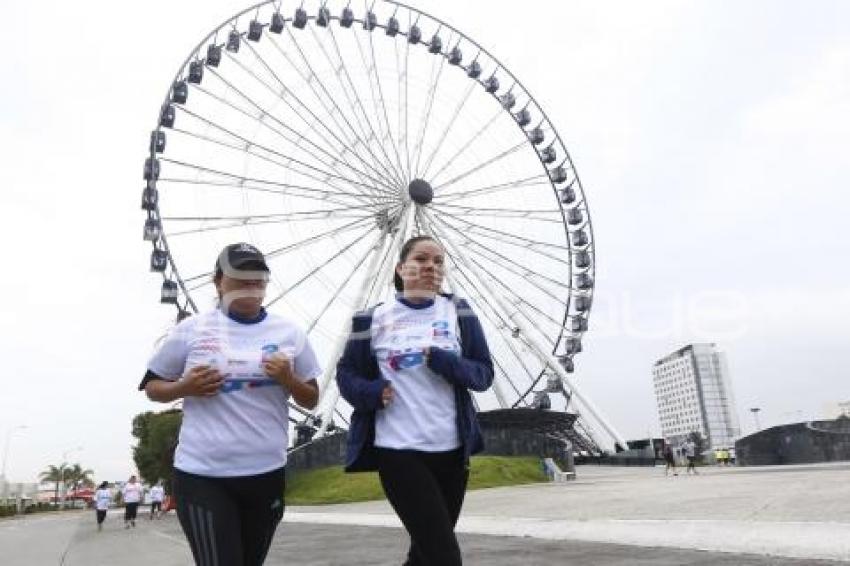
left=408, top=178, right=434, bottom=205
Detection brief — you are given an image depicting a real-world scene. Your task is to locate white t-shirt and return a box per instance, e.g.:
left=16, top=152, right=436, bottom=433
left=146, top=309, right=322, bottom=477
left=373, top=296, right=461, bottom=452
left=122, top=483, right=142, bottom=504
left=95, top=488, right=112, bottom=511
left=149, top=485, right=165, bottom=502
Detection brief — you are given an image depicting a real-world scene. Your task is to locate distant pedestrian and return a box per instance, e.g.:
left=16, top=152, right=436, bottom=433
left=683, top=440, right=698, bottom=475
left=94, top=481, right=111, bottom=531
left=122, top=475, right=142, bottom=529
left=663, top=444, right=678, bottom=476
left=149, top=481, right=165, bottom=520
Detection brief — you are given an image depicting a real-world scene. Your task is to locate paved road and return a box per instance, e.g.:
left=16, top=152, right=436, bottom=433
left=2, top=512, right=845, bottom=565
left=3, top=463, right=849, bottom=564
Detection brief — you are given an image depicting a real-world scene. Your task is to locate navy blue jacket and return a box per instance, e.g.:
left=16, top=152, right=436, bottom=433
left=336, top=295, right=494, bottom=472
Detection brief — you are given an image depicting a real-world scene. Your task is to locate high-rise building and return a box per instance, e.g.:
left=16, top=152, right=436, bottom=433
left=652, top=343, right=740, bottom=449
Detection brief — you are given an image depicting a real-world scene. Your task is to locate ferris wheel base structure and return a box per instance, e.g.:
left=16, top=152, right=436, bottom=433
left=288, top=407, right=606, bottom=474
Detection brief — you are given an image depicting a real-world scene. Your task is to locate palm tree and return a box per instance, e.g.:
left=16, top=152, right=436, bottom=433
left=39, top=464, right=70, bottom=505
left=65, top=464, right=94, bottom=489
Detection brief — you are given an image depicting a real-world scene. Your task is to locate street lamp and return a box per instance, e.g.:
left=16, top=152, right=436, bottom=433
left=59, top=446, right=83, bottom=510
left=1, top=425, right=28, bottom=498
left=750, top=408, right=762, bottom=432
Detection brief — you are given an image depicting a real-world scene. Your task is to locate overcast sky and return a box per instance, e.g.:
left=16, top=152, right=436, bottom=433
left=1, top=0, right=848, bottom=483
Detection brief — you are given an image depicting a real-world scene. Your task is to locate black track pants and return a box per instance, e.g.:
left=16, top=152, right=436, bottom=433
left=124, top=502, right=138, bottom=521
left=173, top=467, right=286, bottom=566
left=376, top=447, right=468, bottom=566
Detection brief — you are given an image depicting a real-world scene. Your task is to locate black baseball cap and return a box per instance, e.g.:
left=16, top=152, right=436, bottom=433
left=215, top=243, right=270, bottom=277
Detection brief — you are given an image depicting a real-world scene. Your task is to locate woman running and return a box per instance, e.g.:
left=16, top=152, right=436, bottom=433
left=139, top=243, right=321, bottom=566
left=337, top=236, right=494, bottom=566
left=94, top=481, right=111, bottom=531
left=121, top=475, right=142, bottom=528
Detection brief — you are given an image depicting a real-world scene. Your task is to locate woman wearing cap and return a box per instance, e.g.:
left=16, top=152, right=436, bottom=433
left=139, top=243, right=321, bottom=566
left=336, top=236, right=494, bottom=566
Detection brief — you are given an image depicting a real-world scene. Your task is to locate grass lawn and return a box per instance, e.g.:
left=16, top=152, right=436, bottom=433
left=286, top=455, right=547, bottom=505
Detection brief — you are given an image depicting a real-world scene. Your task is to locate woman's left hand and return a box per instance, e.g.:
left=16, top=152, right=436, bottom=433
left=264, top=353, right=295, bottom=386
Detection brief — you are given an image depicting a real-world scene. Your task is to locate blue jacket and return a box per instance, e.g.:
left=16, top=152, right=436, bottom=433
left=336, top=295, right=494, bottom=472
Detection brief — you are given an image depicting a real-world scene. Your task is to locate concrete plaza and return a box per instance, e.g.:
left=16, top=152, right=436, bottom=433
left=2, top=462, right=848, bottom=564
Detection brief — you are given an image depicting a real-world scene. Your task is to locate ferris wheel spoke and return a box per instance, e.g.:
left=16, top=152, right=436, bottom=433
left=426, top=213, right=555, bottom=406
left=418, top=81, right=476, bottom=181
left=433, top=230, right=540, bottom=405
left=431, top=202, right=563, bottom=223
left=435, top=174, right=550, bottom=203
left=362, top=223, right=405, bottom=306
left=170, top=117, right=394, bottom=203
left=437, top=210, right=572, bottom=260
left=158, top=158, right=388, bottom=209
left=162, top=204, right=377, bottom=223
left=464, top=254, right=563, bottom=339
left=490, top=351, right=530, bottom=407
left=403, top=17, right=414, bottom=183
left=433, top=139, right=528, bottom=195
left=312, top=25, right=406, bottom=189
left=427, top=108, right=502, bottom=185
left=215, top=50, right=398, bottom=195
left=348, top=26, right=408, bottom=186
left=365, top=28, right=408, bottom=186
left=200, top=71, right=395, bottom=198
left=428, top=213, right=571, bottom=294
left=265, top=224, right=374, bottom=308
left=187, top=85, right=385, bottom=201
left=393, top=34, right=411, bottom=185
left=451, top=278, right=537, bottom=404
left=160, top=176, right=385, bottom=212
left=172, top=101, right=394, bottom=197
left=304, top=231, right=384, bottom=334
left=162, top=207, right=376, bottom=238
left=412, top=35, right=450, bottom=178
left=446, top=244, right=559, bottom=348
left=166, top=216, right=364, bottom=238
left=439, top=271, right=512, bottom=408
left=277, top=27, right=404, bottom=189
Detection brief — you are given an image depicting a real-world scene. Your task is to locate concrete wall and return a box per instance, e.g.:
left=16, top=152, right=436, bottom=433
left=286, top=409, right=585, bottom=475
left=286, top=432, right=347, bottom=476
left=736, top=419, right=850, bottom=466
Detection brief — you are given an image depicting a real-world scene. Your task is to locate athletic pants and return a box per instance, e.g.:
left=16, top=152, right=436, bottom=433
left=376, top=447, right=468, bottom=566
left=96, top=510, right=107, bottom=524
left=173, top=467, right=286, bottom=566
left=124, top=502, right=138, bottom=521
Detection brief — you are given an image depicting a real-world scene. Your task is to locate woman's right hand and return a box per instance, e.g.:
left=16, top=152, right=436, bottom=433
left=181, top=365, right=224, bottom=397
left=381, top=385, right=394, bottom=408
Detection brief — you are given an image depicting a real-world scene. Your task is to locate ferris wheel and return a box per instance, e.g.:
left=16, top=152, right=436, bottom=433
left=141, top=0, right=627, bottom=451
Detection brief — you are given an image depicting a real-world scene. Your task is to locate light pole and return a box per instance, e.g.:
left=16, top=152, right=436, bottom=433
left=1, top=425, right=28, bottom=499
left=750, top=408, right=762, bottom=432
left=59, top=446, right=83, bottom=510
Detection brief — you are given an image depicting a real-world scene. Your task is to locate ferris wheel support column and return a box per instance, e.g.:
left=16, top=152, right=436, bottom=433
left=314, top=204, right=415, bottom=437
left=423, top=210, right=628, bottom=451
